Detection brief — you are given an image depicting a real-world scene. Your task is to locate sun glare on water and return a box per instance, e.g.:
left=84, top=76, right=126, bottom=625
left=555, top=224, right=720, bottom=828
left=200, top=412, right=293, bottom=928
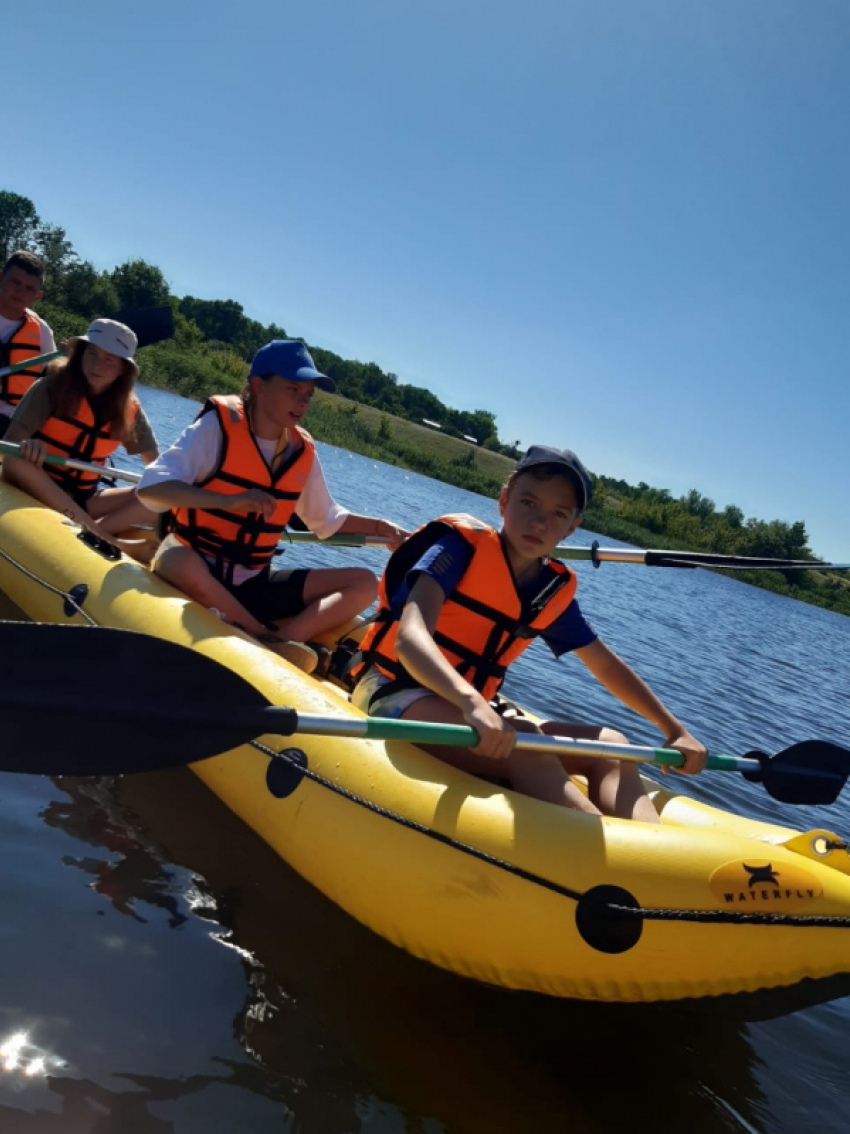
left=0, top=1032, right=64, bottom=1080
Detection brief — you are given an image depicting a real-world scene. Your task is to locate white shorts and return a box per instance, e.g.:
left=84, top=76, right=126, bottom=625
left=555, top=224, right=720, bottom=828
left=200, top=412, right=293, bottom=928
left=351, top=666, right=433, bottom=720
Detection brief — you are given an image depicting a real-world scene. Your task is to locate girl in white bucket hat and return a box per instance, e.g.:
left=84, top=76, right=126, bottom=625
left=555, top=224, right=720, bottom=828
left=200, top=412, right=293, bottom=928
left=1, top=318, right=160, bottom=562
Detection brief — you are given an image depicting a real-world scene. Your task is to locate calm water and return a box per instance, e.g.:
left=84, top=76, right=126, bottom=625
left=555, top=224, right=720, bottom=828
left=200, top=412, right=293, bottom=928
left=0, top=383, right=848, bottom=1132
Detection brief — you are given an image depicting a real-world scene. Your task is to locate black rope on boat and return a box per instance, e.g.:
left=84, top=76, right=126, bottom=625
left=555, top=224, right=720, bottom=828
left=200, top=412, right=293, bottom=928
left=0, top=545, right=97, bottom=626
left=248, top=738, right=587, bottom=900
left=607, top=903, right=850, bottom=929
left=251, top=741, right=850, bottom=930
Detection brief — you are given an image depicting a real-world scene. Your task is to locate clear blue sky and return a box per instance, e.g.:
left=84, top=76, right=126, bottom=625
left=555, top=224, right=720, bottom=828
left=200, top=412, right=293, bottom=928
left=9, top=0, right=849, bottom=559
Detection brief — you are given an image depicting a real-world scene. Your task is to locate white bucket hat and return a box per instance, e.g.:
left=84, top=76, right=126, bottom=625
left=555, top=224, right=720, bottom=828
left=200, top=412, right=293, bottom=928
left=73, top=319, right=139, bottom=377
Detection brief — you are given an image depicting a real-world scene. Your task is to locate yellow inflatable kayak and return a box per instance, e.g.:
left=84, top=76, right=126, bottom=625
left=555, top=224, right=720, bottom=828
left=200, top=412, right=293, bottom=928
left=0, top=481, right=848, bottom=1011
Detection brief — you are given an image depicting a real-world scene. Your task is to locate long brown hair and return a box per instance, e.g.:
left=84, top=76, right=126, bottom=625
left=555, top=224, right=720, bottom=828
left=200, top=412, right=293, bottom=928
left=45, top=340, right=137, bottom=438
left=240, top=371, right=273, bottom=414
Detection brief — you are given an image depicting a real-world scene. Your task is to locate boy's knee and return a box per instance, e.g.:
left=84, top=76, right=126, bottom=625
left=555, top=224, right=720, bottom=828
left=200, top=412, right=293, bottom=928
left=506, top=748, right=560, bottom=777
left=595, top=757, right=623, bottom=779
left=351, top=569, right=378, bottom=601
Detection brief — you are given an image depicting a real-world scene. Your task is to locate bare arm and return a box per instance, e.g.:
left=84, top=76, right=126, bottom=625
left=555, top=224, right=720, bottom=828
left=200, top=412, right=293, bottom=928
left=136, top=478, right=277, bottom=519
left=1, top=421, right=94, bottom=529
left=575, top=638, right=707, bottom=773
left=395, top=575, right=515, bottom=758
left=337, top=512, right=408, bottom=549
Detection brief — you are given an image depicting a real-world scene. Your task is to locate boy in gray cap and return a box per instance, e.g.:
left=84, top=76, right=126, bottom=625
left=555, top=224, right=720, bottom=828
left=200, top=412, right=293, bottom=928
left=351, top=444, right=707, bottom=820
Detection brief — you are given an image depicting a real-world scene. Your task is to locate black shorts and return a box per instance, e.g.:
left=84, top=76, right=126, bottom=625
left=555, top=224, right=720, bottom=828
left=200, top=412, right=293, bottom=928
left=221, top=566, right=310, bottom=626
left=68, top=482, right=99, bottom=509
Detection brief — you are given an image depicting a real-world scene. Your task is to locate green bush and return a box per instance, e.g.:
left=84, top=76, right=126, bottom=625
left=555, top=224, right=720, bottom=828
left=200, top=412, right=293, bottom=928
left=33, top=302, right=87, bottom=345
left=136, top=343, right=242, bottom=402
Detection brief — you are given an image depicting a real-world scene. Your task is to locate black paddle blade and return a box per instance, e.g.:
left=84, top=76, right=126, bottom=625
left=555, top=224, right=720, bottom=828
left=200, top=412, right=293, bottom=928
left=115, top=305, right=175, bottom=349
left=1, top=623, right=276, bottom=776
left=744, top=742, right=850, bottom=806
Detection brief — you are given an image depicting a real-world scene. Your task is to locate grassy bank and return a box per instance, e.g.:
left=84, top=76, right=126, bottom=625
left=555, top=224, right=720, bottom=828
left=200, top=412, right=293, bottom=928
left=305, top=393, right=513, bottom=497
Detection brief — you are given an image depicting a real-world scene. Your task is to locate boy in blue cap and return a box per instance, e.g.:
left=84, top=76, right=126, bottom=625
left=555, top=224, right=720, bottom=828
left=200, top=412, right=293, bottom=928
left=351, top=445, right=707, bottom=820
left=137, top=340, right=406, bottom=672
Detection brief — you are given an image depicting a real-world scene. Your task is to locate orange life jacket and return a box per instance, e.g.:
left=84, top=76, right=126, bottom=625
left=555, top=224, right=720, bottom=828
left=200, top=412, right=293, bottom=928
left=170, top=394, right=315, bottom=584
left=33, top=393, right=139, bottom=500
left=354, top=513, right=578, bottom=703
left=0, top=311, right=44, bottom=407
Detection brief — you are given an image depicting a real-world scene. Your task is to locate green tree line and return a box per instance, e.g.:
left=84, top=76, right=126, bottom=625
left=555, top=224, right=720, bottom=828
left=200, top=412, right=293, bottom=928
left=2, top=189, right=846, bottom=615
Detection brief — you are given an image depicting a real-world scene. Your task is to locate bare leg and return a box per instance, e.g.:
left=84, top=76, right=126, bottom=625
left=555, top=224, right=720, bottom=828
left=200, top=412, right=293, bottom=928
left=399, top=696, right=602, bottom=814
left=307, top=613, right=370, bottom=648
left=272, top=568, right=377, bottom=643
left=540, top=722, right=660, bottom=824
left=152, top=544, right=269, bottom=634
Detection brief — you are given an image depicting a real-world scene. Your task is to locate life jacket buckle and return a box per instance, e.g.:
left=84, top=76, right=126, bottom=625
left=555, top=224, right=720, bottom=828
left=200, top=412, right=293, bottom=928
left=329, top=639, right=362, bottom=691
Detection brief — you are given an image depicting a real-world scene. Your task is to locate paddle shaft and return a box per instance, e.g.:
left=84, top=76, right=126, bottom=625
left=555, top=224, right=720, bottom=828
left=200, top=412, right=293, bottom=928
left=24, top=679, right=843, bottom=786
left=278, top=531, right=848, bottom=573
left=0, top=351, right=62, bottom=379
left=273, top=709, right=757, bottom=773
left=5, top=684, right=754, bottom=773
left=0, top=440, right=142, bottom=484
left=0, top=455, right=824, bottom=573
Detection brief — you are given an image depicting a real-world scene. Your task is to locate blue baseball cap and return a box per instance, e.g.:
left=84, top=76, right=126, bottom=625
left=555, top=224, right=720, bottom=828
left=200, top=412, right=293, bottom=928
left=516, top=445, right=593, bottom=511
left=249, top=340, right=336, bottom=392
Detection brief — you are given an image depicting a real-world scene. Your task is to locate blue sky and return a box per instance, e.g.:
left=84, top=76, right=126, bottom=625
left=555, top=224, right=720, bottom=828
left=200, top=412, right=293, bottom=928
left=9, top=0, right=849, bottom=559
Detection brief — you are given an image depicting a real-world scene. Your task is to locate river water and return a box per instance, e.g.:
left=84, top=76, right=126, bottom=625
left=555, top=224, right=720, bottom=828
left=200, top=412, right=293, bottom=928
left=0, top=384, right=847, bottom=1132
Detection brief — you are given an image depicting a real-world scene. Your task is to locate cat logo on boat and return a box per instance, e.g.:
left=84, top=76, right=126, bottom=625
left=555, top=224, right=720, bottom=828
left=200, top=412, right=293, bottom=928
left=709, top=860, right=823, bottom=910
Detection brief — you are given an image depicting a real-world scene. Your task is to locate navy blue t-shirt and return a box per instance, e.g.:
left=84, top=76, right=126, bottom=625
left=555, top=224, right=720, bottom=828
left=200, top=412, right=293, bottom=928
left=397, top=531, right=597, bottom=657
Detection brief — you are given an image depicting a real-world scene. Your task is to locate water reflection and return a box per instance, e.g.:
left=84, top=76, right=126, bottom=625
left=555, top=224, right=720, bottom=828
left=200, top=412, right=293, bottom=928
left=41, top=780, right=187, bottom=929
left=0, top=1075, right=175, bottom=1132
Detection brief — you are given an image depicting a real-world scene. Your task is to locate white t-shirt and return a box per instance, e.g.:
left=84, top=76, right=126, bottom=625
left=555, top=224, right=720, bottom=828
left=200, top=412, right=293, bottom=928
left=0, top=310, right=56, bottom=418
left=139, top=410, right=349, bottom=584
